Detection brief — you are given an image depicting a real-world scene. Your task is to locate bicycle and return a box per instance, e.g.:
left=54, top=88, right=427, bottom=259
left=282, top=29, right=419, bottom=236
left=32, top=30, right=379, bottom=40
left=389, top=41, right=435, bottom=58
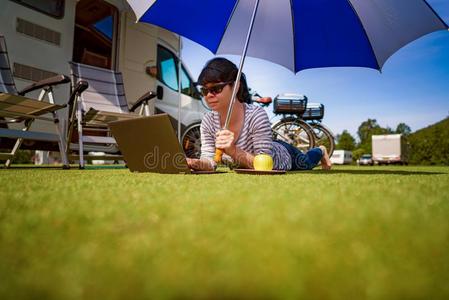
left=253, top=93, right=335, bottom=156
left=267, top=94, right=316, bottom=153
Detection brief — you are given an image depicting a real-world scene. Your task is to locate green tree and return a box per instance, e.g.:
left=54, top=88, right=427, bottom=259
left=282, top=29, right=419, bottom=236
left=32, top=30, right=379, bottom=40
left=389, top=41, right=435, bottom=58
left=336, top=130, right=356, bottom=151
left=409, top=118, right=449, bottom=165
left=352, top=148, right=367, bottom=161
left=357, top=119, right=390, bottom=153
left=357, top=119, right=380, bottom=145
left=396, top=123, right=412, bottom=136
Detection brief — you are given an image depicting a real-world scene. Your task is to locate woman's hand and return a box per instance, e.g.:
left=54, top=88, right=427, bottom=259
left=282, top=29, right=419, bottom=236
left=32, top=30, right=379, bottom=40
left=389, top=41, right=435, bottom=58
left=186, top=158, right=196, bottom=169
left=187, top=158, right=204, bottom=170
left=216, top=129, right=236, bottom=155
left=187, top=158, right=214, bottom=171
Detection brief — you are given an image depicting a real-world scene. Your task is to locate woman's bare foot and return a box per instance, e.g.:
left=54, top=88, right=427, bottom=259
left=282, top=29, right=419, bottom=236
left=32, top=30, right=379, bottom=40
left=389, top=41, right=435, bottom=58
left=319, top=146, right=332, bottom=170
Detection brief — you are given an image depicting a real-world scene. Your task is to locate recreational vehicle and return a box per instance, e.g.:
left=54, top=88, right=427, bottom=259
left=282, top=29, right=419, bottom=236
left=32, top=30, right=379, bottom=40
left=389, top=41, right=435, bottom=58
left=330, top=150, right=352, bottom=165
left=0, top=0, right=207, bottom=159
left=372, top=134, right=409, bottom=165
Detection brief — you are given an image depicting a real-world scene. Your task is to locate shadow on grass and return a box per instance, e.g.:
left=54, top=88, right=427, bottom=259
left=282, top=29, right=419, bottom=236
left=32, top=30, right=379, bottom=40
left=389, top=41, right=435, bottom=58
left=290, top=169, right=447, bottom=176
left=0, top=165, right=63, bottom=170
left=1, top=164, right=128, bottom=170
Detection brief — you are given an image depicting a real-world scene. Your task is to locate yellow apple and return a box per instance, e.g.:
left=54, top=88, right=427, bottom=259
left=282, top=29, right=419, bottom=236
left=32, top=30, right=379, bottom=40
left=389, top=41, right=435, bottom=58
left=253, top=154, right=274, bottom=171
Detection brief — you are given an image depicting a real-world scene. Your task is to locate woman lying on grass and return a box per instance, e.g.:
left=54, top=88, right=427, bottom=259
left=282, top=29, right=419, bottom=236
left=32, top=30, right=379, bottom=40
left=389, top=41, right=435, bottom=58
left=187, top=57, right=332, bottom=172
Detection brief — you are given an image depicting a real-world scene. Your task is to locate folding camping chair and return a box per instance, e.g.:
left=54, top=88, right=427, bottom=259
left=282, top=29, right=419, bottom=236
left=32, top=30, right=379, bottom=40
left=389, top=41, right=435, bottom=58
left=68, top=62, right=156, bottom=169
left=0, top=35, right=70, bottom=168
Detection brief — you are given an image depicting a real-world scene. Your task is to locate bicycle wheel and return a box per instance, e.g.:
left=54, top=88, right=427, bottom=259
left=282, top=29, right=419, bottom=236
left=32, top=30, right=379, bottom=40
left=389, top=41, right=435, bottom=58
left=181, top=123, right=202, bottom=158
left=272, top=119, right=315, bottom=152
left=310, top=123, right=335, bottom=157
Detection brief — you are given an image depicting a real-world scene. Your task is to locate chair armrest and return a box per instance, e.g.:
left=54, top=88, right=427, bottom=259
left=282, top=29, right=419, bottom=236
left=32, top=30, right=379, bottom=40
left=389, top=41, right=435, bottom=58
left=129, top=91, right=156, bottom=112
left=18, top=75, right=71, bottom=96
left=68, top=80, right=89, bottom=107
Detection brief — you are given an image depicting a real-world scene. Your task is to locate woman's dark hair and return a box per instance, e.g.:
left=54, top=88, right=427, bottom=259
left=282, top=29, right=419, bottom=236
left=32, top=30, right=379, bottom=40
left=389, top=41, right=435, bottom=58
left=197, top=57, right=251, bottom=104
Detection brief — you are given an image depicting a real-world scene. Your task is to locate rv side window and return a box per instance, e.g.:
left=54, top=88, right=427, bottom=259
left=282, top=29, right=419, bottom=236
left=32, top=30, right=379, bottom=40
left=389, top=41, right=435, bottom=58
left=181, top=66, right=201, bottom=100
left=181, top=67, right=191, bottom=95
left=157, top=45, right=201, bottom=99
left=11, top=0, right=65, bottom=19
left=157, top=46, right=179, bottom=91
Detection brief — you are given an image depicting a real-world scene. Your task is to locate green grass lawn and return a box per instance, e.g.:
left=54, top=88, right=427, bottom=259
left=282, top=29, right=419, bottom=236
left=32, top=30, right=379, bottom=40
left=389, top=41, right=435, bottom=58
left=1, top=165, right=448, bottom=299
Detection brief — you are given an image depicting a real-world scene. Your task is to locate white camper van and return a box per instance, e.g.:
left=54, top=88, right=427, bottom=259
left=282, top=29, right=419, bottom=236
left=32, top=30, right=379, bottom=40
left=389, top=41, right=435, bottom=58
left=0, top=0, right=208, bottom=158
left=372, top=134, right=409, bottom=165
left=330, top=150, right=352, bottom=165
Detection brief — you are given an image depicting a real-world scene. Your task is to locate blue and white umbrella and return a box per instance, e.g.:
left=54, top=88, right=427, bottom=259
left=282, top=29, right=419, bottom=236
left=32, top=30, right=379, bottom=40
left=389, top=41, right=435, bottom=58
left=129, top=0, right=447, bottom=73
left=127, top=0, right=447, bottom=156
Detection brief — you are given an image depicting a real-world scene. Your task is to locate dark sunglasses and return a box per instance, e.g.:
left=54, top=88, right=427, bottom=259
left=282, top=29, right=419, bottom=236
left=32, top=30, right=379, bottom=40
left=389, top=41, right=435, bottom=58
left=199, top=81, right=233, bottom=96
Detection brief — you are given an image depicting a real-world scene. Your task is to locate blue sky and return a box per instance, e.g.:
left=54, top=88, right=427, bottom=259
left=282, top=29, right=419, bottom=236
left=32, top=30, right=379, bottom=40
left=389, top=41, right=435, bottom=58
left=181, top=0, right=449, bottom=138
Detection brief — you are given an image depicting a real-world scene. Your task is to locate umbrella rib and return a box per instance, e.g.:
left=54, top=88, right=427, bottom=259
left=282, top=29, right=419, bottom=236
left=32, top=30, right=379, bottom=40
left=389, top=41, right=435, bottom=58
left=214, top=0, right=241, bottom=53
left=421, top=0, right=449, bottom=28
left=344, top=0, right=381, bottom=71
left=289, top=0, right=297, bottom=73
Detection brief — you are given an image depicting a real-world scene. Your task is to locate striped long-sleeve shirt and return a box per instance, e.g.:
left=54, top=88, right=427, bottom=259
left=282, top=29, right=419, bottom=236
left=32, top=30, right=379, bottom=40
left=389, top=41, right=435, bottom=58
left=200, top=103, right=292, bottom=170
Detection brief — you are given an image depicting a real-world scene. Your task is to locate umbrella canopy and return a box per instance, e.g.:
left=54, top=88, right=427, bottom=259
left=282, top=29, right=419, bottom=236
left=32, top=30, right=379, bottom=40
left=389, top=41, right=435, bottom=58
left=129, top=0, right=448, bottom=73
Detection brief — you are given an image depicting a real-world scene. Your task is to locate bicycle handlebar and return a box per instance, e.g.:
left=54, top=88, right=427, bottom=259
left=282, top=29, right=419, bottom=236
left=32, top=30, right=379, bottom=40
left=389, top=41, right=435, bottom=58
left=251, top=96, right=272, bottom=106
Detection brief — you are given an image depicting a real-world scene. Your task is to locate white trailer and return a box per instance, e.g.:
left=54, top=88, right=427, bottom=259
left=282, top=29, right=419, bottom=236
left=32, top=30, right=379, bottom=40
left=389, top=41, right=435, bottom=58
left=372, top=134, right=409, bottom=165
left=330, top=150, right=353, bottom=165
left=0, top=0, right=208, bottom=135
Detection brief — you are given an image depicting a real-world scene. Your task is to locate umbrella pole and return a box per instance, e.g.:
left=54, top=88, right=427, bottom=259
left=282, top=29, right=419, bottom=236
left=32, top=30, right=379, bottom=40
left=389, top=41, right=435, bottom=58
left=177, top=37, right=182, bottom=142
left=215, top=0, right=261, bottom=163
left=224, top=0, right=260, bottom=129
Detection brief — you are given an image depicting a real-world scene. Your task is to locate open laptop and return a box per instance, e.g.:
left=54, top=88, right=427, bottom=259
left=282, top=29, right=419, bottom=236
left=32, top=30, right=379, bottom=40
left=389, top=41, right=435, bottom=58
left=109, top=114, right=221, bottom=174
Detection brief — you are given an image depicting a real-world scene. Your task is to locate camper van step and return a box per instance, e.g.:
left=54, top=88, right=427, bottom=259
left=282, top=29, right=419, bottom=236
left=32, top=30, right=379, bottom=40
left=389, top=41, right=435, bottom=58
left=81, top=136, right=117, bottom=144
left=69, top=154, right=123, bottom=160
left=0, top=128, right=60, bottom=142
left=0, top=153, right=14, bottom=160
